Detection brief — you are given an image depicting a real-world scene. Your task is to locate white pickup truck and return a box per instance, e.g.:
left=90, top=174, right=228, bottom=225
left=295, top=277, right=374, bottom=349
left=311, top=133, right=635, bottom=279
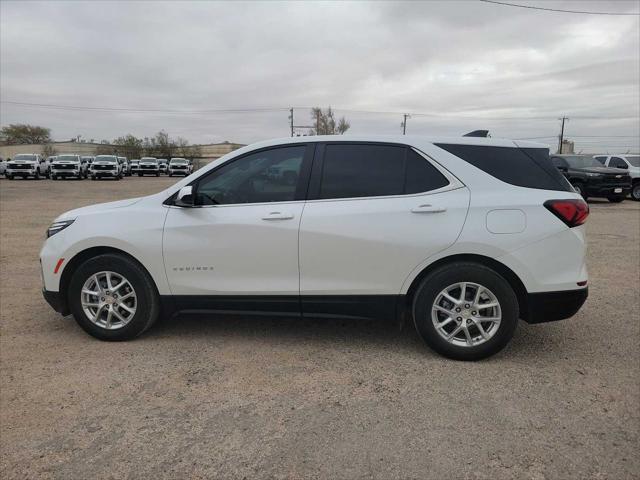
left=594, top=155, right=640, bottom=201
left=51, top=154, right=84, bottom=180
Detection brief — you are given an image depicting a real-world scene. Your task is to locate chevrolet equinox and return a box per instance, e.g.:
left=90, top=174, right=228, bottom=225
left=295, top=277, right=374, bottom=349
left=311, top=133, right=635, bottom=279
left=41, top=136, right=589, bottom=360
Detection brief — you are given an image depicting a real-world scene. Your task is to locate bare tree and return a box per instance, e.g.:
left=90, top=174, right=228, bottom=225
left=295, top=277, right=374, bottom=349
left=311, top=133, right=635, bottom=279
left=1, top=124, right=52, bottom=144
left=113, top=134, right=143, bottom=159
left=309, top=107, right=350, bottom=135
left=42, top=144, right=57, bottom=158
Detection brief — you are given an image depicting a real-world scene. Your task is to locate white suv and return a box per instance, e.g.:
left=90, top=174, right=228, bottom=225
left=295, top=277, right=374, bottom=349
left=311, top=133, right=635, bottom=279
left=594, top=155, right=640, bottom=201
left=40, top=136, right=589, bottom=360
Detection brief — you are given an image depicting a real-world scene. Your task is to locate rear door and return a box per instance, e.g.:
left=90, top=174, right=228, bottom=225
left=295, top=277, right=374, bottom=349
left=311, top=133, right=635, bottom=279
left=298, top=142, right=469, bottom=318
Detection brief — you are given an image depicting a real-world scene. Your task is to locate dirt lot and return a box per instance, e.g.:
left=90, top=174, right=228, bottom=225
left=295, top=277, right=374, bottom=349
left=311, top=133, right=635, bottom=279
left=0, top=176, right=638, bottom=479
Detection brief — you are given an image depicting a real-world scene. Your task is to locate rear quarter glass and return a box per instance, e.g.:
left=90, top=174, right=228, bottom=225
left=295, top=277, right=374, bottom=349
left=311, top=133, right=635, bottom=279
left=435, top=144, right=573, bottom=192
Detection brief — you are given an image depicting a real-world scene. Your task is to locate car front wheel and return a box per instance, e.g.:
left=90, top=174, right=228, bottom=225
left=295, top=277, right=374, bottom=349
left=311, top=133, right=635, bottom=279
left=632, top=183, right=640, bottom=201
left=571, top=182, right=587, bottom=200
left=412, top=262, right=519, bottom=361
left=68, top=254, right=160, bottom=340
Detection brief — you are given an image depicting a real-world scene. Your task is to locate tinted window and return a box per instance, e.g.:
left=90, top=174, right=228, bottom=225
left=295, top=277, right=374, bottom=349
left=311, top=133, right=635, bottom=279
left=405, top=149, right=449, bottom=194
left=609, top=157, right=628, bottom=169
left=436, top=144, right=572, bottom=192
left=196, top=146, right=306, bottom=205
left=319, top=144, right=405, bottom=199
left=594, top=156, right=607, bottom=164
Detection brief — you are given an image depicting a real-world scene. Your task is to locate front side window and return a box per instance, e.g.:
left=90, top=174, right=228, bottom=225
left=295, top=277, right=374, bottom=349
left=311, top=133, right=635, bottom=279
left=594, top=156, right=607, bottom=164
left=316, top=144, right=448, bottom=200
left=196, top=146, right=306, bottom=205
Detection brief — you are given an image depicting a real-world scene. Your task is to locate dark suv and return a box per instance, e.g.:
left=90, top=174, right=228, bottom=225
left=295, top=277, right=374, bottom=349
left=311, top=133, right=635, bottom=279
left=550, top=154, right=631, bottom=202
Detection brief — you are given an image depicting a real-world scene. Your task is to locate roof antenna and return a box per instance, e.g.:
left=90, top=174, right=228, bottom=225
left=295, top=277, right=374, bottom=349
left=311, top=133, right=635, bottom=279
left=463, top=130, right=491, bottom=138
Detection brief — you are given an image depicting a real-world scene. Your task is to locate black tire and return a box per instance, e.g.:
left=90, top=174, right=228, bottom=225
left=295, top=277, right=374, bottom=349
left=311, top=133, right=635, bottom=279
left=169, top=173, right=173, bottom=177
left=91, top=176, right=96, bottom=181
left=571, top=182, right=587, bottom=200
left=631, top=183, right=640, bottom=201
left=156, top=172, right=160, bottom=177
left=607, top=195, right=625, bottom=203
left=6, top=174, right=13, bottom=180
left=138, top=173, right=143, bottom=177
left=412, top=262, right=519, bottom=361
left=68, top=254, right=160, bottom=341
left=34, top=171, right=40, bottom=180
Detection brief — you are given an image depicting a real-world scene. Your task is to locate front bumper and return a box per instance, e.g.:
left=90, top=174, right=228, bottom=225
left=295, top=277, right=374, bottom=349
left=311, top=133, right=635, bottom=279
left=52, top=169, right=81, bottom=177
left=7, top=168, right=36, bottom=176
left=169, top=169, right=189, bottom=175
left=42, top=289, right=69, bottom=315
left=91, top=170, right=118, bottom=177
left=524, top=287, right=588, bottom=324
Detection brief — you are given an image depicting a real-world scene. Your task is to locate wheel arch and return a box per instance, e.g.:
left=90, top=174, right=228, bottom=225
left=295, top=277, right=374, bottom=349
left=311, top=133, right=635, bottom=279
left=58, top=246, right=160, bottom=315
left=403, top=253, right=530, bottom=322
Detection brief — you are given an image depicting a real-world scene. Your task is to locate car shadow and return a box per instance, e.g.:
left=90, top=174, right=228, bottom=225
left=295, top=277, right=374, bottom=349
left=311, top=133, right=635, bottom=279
left=145, top=312, right=563, bottom=360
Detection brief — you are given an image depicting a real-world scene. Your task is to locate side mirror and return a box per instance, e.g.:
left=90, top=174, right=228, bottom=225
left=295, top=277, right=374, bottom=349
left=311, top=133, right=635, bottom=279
left=175, top=186, right=195, bottom=207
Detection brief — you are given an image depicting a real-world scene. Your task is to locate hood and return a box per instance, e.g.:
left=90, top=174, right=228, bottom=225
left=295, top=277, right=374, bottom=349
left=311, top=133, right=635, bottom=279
left=56, top=197, right=142, bottom=221
left=10, top=159, right=38, bottom=164
left=53, top=160, right=80, bottom=164
left=572, top=166, right=628, bottom=175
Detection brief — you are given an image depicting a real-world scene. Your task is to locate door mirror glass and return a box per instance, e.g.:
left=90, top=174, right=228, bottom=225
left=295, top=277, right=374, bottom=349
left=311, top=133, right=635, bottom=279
left=175, top=186, right=194, bottom=207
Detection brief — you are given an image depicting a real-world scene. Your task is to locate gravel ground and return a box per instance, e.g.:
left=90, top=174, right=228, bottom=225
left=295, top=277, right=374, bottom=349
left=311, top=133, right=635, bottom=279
left=1, top=176, right=638, bottom=479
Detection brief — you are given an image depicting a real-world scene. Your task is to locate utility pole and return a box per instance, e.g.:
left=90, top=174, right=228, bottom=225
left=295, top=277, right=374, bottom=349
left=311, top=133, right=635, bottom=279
left=289, top=108, right=294, bottom=137
left=558, top=116, right=568, bottom=153
left=401, top=114, right=410, bottom=135
left=316, top=110, right=321, bottom=135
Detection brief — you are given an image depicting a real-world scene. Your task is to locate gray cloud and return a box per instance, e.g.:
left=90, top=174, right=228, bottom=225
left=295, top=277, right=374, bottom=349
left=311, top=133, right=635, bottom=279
left=1, top=0, right=638, bottom=152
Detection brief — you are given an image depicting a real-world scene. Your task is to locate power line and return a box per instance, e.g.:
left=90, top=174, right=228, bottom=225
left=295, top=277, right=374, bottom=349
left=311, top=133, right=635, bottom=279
left=0, top=100, right=289, bottom=114
left=479, top=0, right=640, bottom=16
left=2, top=100, right=638, bottom=121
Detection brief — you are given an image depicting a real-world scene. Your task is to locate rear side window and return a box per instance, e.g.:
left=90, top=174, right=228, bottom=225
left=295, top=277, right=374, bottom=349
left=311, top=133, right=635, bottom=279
left=435, top=144, right=572, bottom=192
left=320, top=144, right=405, bottom=199
left=318, top=144, right=449, bottom=200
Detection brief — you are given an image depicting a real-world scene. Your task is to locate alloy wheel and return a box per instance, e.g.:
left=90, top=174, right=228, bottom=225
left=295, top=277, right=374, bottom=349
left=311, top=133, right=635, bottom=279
left=81, top=271, right=137, bottom=330
left=431, top=282, right=502, bottom=347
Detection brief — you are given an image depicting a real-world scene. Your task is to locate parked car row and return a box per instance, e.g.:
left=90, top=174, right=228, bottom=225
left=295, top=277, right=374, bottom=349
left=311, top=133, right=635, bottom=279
left=0, top=155, right=194, bottom=181
left=550, top=154, right=637, bottom=202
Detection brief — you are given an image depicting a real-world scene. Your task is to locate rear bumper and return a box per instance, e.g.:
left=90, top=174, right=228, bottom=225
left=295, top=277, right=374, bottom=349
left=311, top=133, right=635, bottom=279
left=524, top=287, right=588, bottom=324
left=42, top=289, right=69, bottom=316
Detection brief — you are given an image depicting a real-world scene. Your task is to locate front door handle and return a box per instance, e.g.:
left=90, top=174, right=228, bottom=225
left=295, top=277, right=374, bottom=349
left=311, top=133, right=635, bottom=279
left=261, top=211, right=294, bottom=220
left=411, top=204, right=447, bottom=214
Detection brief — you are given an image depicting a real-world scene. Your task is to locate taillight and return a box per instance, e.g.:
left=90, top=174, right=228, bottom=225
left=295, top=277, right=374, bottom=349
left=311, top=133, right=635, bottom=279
left=544, top=199, right=589, bottom=227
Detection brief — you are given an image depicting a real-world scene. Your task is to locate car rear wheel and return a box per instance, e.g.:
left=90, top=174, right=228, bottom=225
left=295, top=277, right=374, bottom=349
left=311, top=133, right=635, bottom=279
left=68, top=254, right=160, bottom=341
left=412, top=262, right=519, bottom=361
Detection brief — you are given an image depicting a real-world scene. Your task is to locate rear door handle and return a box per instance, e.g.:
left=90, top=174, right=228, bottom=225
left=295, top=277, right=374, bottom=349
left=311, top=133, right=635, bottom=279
left=411, top=204, right=447, bottom=214
left=261, top=211, right=294, bottom=220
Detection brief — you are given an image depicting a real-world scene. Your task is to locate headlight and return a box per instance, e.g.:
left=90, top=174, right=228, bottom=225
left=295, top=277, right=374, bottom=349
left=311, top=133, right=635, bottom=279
left=47, top=219, right=75, bottom=238
left=586, top=173, right=601, bottom=177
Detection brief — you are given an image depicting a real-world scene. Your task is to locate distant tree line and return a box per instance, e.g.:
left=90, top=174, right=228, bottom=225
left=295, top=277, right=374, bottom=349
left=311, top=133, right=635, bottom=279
left=1, top=124, right=202, bottom=160
left=97, top=131, right=202, bottom=160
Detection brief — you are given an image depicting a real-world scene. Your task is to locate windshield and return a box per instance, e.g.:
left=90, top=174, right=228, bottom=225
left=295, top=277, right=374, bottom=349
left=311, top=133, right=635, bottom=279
left=626, top=156, right=640, bottom=167
left=13, top=154, right=37, bottom=161
left=141, top=158, right=158, bottom=163
left=170, top=159, right=188, bottom=164
left=56, top=155, right=79, bottom=162
left=563, top=156, right=602, bottom=168
left=94, top=155, right=117, bottom=163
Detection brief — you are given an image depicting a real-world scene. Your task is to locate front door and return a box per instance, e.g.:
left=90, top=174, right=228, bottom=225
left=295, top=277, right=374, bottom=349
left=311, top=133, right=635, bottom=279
left=163, top=144, right=312, bottom=313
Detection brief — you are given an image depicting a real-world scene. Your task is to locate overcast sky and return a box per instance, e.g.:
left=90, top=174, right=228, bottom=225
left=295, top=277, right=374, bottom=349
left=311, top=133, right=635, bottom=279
left=1, top=0, right=639, bottom=152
